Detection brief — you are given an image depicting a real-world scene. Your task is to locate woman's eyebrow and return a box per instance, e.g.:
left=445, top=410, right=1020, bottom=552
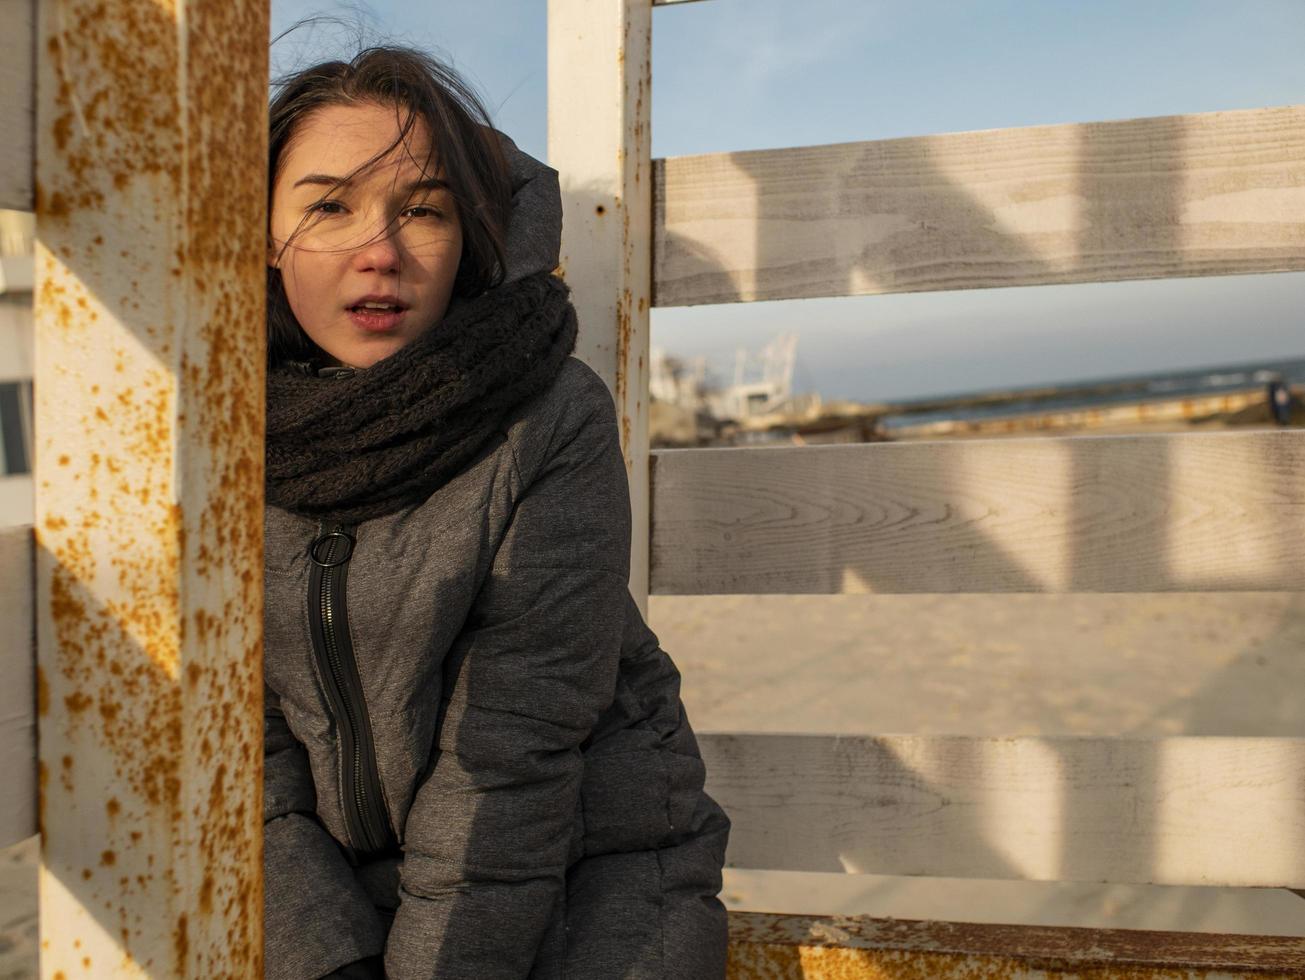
left=290, top=174, right=449, bottom=192
left=292, top=173, right=348, bottom=189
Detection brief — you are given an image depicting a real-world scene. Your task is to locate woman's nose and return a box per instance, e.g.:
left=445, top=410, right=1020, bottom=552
left=352, top=221, right=401, bottom=274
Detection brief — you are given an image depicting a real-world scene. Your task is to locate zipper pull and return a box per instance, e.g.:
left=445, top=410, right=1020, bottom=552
left=309, top=526, right=355, bottom=567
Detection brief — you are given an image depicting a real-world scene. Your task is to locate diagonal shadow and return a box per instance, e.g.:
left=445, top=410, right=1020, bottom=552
left=687, top=108, right=1305, bottom=904
left=31, top=0, right=268, bottom=971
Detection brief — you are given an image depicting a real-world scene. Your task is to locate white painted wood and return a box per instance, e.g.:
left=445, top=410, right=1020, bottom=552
left=0, top=524, right=34, bottom=848
left=653, top=105, right=1305, bottom=306
left=0, top=255, right=34, bottom=293
left=35, top=0, right=267, bottom=974
left=702, top=733, right=1305, bottom=889
left=650, top=431, right=1305, bottom=594
left=548, top=0, right=653, bottom=611
left=0, top=0, right=35, bottom=210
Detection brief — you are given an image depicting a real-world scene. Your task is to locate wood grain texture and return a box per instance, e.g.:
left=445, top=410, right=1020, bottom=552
left=702, top=733, right=1305, bottom=888
left=653, top=105, right=1305, bottom=306
left=727, top=912, right=1305, bottom=976
left=0, top=0, right=35, bottom=210
left=649, top=431, right=1305, bottom=594
left=0, top=524, right=34, bottom=848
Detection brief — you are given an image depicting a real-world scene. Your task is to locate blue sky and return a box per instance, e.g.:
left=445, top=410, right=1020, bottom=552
left=270, top=0, right=1305, bottom=401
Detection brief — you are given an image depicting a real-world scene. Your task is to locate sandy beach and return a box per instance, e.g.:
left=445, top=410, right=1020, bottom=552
left=5, top=590, right=1304, bottom=974
left=657, top=591, right=1305, bottom=936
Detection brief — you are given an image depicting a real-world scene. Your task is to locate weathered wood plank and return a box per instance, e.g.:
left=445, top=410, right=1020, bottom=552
left=0, top=524, right=33, bottom=849
left=0, top=0, right=35, bottom=211
left=650, top=431, right=1305, bottom=594
left=654, top=105, right=1305, bottom=306
left=727, top=912, right=1305, bottom=978
left=702, top=733, right=1305, bottom=889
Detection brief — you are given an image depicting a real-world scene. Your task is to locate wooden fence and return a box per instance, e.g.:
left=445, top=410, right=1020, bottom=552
left=549, top=0, right=1305, bottom=975
left=3, top=0, right=1305, bottom=975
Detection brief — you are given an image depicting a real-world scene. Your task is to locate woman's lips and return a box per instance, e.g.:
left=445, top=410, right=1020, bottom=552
left=348, top=307, right=406, bottom=333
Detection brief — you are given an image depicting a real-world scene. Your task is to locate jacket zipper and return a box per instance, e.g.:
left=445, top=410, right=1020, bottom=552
left=307, top=523, right=395, bottom=857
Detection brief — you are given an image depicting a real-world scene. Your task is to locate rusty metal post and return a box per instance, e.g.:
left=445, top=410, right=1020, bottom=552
left=34, top=0, right=267, bottom=975
left=548, top=0, right=653, bottom=611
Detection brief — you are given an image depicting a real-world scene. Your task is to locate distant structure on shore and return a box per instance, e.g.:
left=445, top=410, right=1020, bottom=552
left=650, top=328, right=1303, bottom=449
left=650, top=334, right=830, bottom=446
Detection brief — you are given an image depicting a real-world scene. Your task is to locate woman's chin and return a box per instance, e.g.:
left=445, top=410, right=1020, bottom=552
left=329, top=338, right=409, bottom=371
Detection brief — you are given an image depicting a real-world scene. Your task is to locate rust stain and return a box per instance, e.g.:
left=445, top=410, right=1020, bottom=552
left=36, top=665, right=49, bottom=715
left=173, top=913, right=188, bottom=974
left=37, top=0, right=268, bottom=974
left=64, top=692, right=92, bottom=713
left=726, top=913, right=1305, bottom=978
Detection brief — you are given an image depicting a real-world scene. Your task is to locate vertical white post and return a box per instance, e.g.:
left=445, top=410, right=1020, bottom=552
left=35, top=0, right=267, bottom=975
left=547, top=0, right=653, bottom=611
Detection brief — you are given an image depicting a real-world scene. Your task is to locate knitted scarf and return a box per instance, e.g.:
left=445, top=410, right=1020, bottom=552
left=265, top=271, right=578, bottom=524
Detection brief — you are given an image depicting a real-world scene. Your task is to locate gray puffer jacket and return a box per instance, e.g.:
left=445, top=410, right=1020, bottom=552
left=262, top=138, right=729, bottom=980
left=263, top=359, right=729, bottom=979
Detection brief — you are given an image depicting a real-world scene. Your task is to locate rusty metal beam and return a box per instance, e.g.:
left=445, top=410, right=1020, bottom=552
left=34, top=0, right=267, bottom=974
left=727, top=912, right=1305, bottom=979
left=547, top=0, right=653, bottom=611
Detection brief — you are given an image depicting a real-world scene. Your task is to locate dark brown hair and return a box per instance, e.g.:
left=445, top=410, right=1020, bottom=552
left=266, top=46, right=513, bottom=365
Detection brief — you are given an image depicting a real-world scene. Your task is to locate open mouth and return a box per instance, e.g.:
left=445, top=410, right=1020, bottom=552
left=347, top=301, right=408, bottom=333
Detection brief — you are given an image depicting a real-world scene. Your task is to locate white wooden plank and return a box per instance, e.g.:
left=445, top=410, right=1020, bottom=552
left=0, top=255, right=35, bottom=294
left=0, top=0, right=35, bottom=210
left=650, top=431, right=1305, bottom=594
left=702, top=733, right=1305, bottom=889
left=0, top=523, right=34, bottom=848
left=35, top=0, right=267, bottom=973
left=548, top=0, right=653, bottom=610
left=654, top=105, right=1305, bottom=306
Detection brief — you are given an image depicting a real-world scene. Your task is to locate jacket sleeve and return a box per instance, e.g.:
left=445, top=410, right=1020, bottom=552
left=384, top=382, right=630, bottom=980
left=264, top=686, right=388, bottom=980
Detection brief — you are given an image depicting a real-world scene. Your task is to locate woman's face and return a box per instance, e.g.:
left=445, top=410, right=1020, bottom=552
left=268, top=101, right=463, bottom=369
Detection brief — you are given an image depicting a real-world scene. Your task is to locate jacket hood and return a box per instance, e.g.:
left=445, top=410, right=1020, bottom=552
left=497, top=131, right=563, bottom=284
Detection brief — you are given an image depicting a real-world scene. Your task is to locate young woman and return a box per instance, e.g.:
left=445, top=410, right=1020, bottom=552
left=261, top=47, right=729, bottom=980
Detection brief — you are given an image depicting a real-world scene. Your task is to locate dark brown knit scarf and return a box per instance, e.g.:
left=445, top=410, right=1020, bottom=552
left=266, top=271, right=578, bottom=524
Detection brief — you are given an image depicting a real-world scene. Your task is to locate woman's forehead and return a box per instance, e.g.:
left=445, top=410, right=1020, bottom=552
left=284, top=102, right=440, bottom=183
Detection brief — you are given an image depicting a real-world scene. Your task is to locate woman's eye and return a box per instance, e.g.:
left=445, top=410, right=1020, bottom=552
left=309, top=200, right=345, bottom=215
left=403, top=205, right=443, bottom=219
